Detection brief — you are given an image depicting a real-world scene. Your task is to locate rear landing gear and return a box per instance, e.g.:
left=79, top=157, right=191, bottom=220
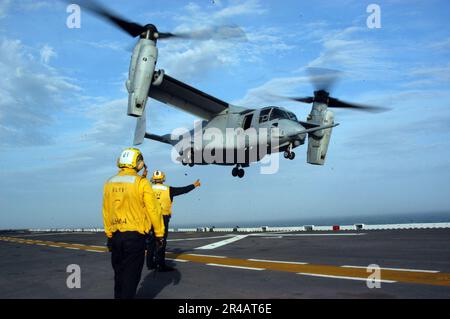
left=284, top=150, right=295, bottom=160
left=284, top=144, right=295, bottom=160
left=232, top=165, right=245, bottom=178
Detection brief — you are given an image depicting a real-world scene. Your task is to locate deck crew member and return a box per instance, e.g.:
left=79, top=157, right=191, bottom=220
left=103, top=148, right=164, bottom=299
left=147, top=170, right=201, bottom=271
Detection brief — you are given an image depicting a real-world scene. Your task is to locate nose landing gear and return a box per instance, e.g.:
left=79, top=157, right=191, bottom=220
left=284, top=144, right=295, bottom=160
left=232, top=165, right=245, bottom=178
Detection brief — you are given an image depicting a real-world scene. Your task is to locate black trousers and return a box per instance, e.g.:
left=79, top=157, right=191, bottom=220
left=146, top=215, right=171, bottom=269
left=111, top=231, right=146, bottom=299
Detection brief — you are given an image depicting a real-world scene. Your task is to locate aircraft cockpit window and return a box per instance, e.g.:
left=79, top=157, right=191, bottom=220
left=259, top=108, right=271, bottom=123
left=287, top=112, right=298, bottom=121
left=269, top=108, right=289, bottom=121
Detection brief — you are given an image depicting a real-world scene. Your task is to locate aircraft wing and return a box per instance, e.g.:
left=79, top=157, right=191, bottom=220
left=288, top=123, right=339, bottom=138
left=149, top=72, right=229, bottom=120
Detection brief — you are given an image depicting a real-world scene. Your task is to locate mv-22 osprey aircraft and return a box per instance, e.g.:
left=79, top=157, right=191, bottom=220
left=81, top=1, right=386, bottom=178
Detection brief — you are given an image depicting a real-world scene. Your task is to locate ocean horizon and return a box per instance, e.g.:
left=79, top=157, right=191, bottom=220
left=171, top=211, right=450, bottom=229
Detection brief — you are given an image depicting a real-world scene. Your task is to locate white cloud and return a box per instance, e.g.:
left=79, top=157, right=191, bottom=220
left=306, top=26, right=389, bottom=76
left=80, top=96, right=198, bottom=147
left=233, top=75, right=309, bottom=107
left=39, top=44, right=57, bottom=64
left=213, top=0, right=266, bottom=19
left=409, top=63, right=450, bottom=83
left=80, top=40, right=127, bottom=52
left=158, top=39, right=238, bottom=80
left=19, top=1, right=52, bottom=11
left=82, top=98, right=135, bottom=146
left=0, top=37, right=80, bottom=147
left=0, top=0, right=54, bottom=19
left=156, top=1, right=292, bottom=81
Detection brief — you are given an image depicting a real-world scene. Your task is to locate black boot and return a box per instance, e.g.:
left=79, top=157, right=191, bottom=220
left=158, top=264, right=175, bottom=272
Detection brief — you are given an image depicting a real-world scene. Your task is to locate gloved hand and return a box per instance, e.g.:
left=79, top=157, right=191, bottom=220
left=155, top=237, right=165, bottom=248
left=106, top=238, right=113, bottom=252
left=193, top=179, right=201, bottom=188
left=142, top=164, right=148, bottom=178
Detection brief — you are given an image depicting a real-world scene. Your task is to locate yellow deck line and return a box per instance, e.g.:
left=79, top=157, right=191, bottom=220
left=1, top=236, right=449, bottom=287
left=165, top=253, right=450, bottom=287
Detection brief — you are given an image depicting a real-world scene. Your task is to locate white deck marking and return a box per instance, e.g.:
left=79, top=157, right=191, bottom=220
left=248, top=258, right=308, bottom=265
left=207, top=263, right=265, bottom=271
left=251, top=233, right=366, bottom=237
left=166, top=258, right=189, bottom=262
left=341, top=265, right=440, bottom=273
left=188, top=253, right=226, bottom=258
left=17, top=232, right=95, bottom=237
left=195, top=235, right=248, bottom=250
left=298, top=273, right=396, bottom=283
left=66, top=247, right=80, bottom=250
left=49, top=245, right=60, bottom=248
left=168, top=235, right=234, bottom=242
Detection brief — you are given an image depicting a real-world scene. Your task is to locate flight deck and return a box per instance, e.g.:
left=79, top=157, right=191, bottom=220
left=0, top=228, right=449, bottom=298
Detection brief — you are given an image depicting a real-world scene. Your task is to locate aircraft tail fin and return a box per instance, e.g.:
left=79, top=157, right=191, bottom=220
left=144, top=133, right=176, bottom=146
left=133, top=109, right=147, bottom=145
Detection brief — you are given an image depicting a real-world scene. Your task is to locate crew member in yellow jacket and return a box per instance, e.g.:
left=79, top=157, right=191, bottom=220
left=103, top=148, right=164, bottom=299
left=147, top=170, right=201, bottom=271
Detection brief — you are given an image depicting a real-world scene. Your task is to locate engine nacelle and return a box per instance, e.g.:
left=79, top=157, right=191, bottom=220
left=127, top=39, right=158, bottom=117
left=307, top=108, right=334, bottom=165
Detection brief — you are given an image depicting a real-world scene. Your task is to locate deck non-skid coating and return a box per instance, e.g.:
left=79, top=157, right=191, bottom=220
left=0, top=229, right=449, bottom=298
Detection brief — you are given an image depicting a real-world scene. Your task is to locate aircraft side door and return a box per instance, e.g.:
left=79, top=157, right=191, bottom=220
left=242, top=113, right=254, bottom=131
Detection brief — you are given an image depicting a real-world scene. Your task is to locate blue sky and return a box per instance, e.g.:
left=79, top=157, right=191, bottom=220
left=0, top=0, right=449, bottom=228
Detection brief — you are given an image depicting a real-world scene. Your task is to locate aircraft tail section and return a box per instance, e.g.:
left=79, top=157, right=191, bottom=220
left=144, top=133, right=177, bottom=146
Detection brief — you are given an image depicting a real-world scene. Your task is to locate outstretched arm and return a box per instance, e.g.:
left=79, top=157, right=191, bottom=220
left=169, top=180, right=200, bottom=201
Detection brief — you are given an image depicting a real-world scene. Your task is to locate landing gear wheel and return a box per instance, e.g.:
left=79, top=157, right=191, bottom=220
left=232, top=167, right=239, bottom=177
left=237, top=169, right=245, bottom=178
left=284, top=151, right=290, bottom=159
left=289, top=152, right=295, bottom=160
left=188, top=163, right=194, bottom=167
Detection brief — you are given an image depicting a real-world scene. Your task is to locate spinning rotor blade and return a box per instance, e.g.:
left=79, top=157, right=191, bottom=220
left=328, top=98, right=389, bottom=113
left=274, top=67, right=389, bottom=113
left=75, top=0, right=147, bottom=37
left=70, top=1, right=246, bottom=42
left=280, top=95, right=389, bottom=113
left=161, top=25, right=247, bottom=41
left=306, top=67, right=341, bottom=92
left=289, top=96, right=314, bottom=104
